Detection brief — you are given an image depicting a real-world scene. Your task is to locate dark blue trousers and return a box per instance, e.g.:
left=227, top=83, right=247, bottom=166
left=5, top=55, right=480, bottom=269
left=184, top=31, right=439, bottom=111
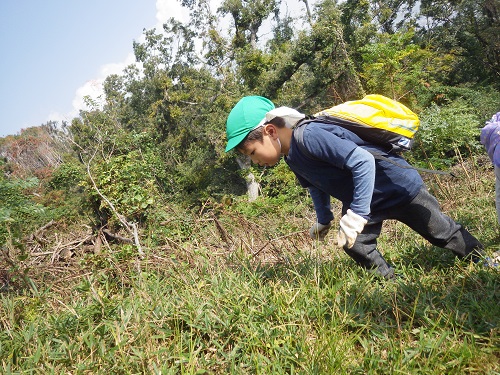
left=343, top=186, right=484, bottom=278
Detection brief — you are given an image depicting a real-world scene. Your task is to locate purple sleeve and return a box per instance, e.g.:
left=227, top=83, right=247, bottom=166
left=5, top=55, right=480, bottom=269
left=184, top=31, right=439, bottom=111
left=481, top=112, right=500, bottom=166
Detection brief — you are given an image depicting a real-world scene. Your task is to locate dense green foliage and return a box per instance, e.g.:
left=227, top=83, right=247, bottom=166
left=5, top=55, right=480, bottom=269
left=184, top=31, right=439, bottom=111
left=1, top=0, right=499, bottom=373
left=0, top=175, right=42, bottom=246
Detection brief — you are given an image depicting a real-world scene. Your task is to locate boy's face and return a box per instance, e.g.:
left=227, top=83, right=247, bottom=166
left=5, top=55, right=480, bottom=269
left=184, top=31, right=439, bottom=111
left=241, top=130, right=281, bottom=167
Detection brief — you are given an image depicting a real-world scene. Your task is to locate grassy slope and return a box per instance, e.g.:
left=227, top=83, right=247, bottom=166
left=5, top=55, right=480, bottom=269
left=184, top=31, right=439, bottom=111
left=0, top=157, right=499, bottom=374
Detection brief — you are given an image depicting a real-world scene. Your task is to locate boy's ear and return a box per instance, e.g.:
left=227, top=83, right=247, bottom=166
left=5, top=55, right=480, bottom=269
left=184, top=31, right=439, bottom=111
left=263, top=123, right=278, bottom=138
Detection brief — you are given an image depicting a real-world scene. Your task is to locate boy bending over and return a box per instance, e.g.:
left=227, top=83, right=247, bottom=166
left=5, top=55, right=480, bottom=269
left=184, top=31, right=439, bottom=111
left=225, top=96, right=485, bottom=278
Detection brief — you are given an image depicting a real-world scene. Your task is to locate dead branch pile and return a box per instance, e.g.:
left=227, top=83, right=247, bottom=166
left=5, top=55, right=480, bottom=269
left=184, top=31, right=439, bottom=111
left=0, top=202, right=326, bottom=295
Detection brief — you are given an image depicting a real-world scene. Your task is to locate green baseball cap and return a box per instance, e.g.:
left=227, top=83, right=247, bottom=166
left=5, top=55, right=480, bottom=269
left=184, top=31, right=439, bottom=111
left=225, top=96, right=275, bottom=152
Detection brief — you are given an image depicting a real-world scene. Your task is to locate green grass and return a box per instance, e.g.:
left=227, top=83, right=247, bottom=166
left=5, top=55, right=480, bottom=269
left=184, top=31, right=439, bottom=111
left=0, top=157, right=499, bottom=374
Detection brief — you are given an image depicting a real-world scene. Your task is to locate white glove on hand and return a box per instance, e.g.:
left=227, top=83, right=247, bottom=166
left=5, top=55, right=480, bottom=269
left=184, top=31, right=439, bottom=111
left=309, top=222, right=332, bottom=241
left=337, top=209, right=368, bottom=249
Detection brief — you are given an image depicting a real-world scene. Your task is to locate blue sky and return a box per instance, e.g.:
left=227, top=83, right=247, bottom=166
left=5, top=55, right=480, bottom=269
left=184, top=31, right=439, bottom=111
left=0, top=0, right=183, bottom=137
left=0, top=0, right=312, bottom=137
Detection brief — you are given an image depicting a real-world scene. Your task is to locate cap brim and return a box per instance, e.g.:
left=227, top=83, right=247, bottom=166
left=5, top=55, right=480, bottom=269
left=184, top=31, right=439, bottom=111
left=225, top=133, right=247, bottom=152
left=225, top=116, right=267, bottom=152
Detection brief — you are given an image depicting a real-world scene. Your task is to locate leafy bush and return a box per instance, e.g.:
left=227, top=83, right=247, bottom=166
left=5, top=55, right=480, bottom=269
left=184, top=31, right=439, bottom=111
left=258, top=159, right=304, bottom=199
left=416, top=86, right=500, bottom=123
left=38, top=161, right=91, bottom=222
left=0, top=176, right=44, bottom=246
left=85, top=150, right=160, bottom=226
left=49, top=161, right=85, bottom=190
left=409, top=100, right=485, bottom=168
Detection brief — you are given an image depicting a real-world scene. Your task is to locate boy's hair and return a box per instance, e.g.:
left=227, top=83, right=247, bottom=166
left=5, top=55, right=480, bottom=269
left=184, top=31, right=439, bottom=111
left=236, top=116, right=286, bottom=152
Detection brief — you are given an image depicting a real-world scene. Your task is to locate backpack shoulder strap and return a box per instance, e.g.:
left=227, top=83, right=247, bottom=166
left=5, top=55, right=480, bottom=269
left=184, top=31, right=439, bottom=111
left=292, top=119, right=316, bottom=160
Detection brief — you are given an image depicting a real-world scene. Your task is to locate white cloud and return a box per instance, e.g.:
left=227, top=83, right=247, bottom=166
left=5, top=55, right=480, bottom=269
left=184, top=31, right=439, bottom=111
left=100, top=52, right=137, bottom=77
left=156, top=0, right=188, bottom=27
left=46, top=110, right=72, bottom=125
left=72, top=79, right=105, bottom=113
left=46, top=52, right=137, bottom=126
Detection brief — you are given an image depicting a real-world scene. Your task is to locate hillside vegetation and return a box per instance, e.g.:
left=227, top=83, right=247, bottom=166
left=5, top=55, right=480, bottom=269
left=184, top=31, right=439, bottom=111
left=1, top=0, right=499, bottom=373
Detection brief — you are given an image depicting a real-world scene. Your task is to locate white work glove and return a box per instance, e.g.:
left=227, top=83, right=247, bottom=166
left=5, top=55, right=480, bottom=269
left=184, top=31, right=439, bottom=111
left=337, top=209, right=368, bottom=249
left=309, top=222, right=332, bottom=241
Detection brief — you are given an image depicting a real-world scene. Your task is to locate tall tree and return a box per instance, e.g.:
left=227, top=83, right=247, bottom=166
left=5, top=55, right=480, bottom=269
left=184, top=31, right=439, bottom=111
left=257, top=0, right=364, bottom=106
left=360, top=30, right=431, bottom=102
left=417, top=0, right=500, bottom=85
left=219, top=0, right=280, bottom=49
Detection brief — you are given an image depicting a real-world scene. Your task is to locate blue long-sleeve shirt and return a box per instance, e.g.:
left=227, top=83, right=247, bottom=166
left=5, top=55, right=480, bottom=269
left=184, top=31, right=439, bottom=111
left=284, top=121, right=423, bottom=224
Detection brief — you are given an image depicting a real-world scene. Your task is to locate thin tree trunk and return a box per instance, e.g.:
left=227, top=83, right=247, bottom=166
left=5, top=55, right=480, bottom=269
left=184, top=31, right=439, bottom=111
left=236, top=154, right=260, bottom=201
left=302, top=0, right=312, bottom=25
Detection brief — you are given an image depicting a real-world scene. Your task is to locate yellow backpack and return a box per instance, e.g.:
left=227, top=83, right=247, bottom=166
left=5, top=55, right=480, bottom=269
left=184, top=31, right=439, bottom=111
left=294, top=95, right=451, bottom=175
left=311, top=94, right=419, bottom=152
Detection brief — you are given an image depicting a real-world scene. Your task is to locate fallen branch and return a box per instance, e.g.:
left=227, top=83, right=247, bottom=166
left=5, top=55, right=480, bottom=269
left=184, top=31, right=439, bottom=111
left=102, top=229, right=133, bottom=244
left=26, top=219, right=56, bottom=243
left=251, top=230, right=306, bottom=258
